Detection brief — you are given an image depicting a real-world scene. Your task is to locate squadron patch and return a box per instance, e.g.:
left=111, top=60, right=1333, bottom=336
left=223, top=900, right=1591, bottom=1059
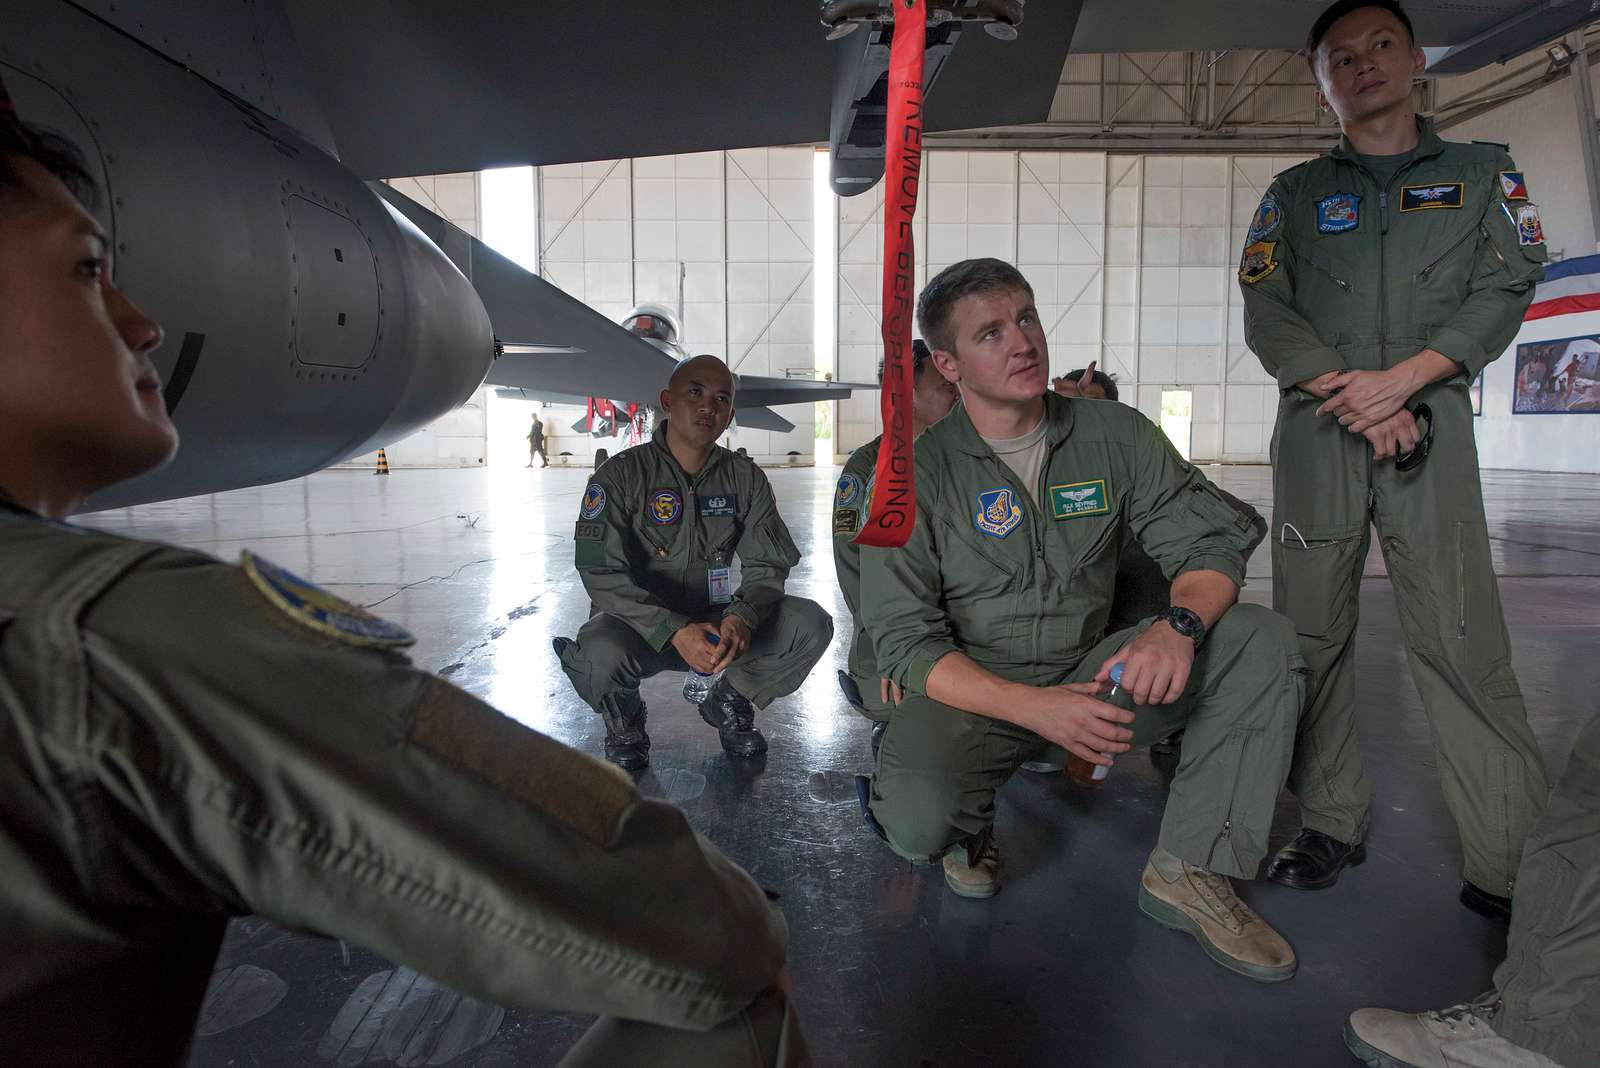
left=1498, top=171, right=1529, bottom=201
left=835, top=473, right=863, bottom=508
left=241, top=550, right=415, bottom=648
left=1049, top=479, right=1110, bottom=520
left=1316, top=192, right=1361, bottom=234
left=579, top=483, right=607, bottom=520
left=1246, top=196, right=1281, bottom=242
left=1503, top=201, right=1545, bottom=246
left=1400, top=182, right=1464, bottom=211
left=973, top=486, right=1024, bottom=539
left=647, top=489, right=683, bottom=525
left=1239, top=240, right=1278, bottom=285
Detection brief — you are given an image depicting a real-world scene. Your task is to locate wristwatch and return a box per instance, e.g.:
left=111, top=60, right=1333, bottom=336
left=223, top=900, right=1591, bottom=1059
left=1155, top=606, right=1206, bottom=647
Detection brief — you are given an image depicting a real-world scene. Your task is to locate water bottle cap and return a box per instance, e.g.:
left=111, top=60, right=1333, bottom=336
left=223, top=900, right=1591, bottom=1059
left=1109, top=662, right=1125, bottom=686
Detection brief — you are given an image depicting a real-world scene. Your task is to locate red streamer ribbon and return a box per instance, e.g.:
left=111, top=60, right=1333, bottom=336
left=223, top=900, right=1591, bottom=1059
left=856, top=0, right=925, bottom=548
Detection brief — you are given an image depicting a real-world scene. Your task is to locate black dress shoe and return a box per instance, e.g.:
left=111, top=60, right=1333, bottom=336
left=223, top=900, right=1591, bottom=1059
left=1460, top=881, right=1512, bottom=924
left=1266, top=828, right=1367, bottom=890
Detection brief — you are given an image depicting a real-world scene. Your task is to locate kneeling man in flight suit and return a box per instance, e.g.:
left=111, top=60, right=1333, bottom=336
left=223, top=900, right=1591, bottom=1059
left=860, top=258, right=1308, bottom=982
left=555, top=355, right=833, bottom=769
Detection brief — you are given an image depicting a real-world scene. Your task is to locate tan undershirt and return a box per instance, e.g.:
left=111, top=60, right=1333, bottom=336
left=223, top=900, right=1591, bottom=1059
left=981, top=415, right=1049, bottom=507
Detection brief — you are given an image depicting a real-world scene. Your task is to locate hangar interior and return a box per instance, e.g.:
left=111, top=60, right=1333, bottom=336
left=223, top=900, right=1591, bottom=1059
left=57, top=14, right=1600, bottom=1068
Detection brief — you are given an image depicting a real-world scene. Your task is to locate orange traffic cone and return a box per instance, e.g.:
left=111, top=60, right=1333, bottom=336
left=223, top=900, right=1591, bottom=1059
left=375, top=448, right=390, bottom=475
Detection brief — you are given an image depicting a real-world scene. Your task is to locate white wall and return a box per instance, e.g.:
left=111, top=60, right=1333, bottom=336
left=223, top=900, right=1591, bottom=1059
left=1475, top=310, right=1600, bottom=473
left=831, top=149, right=1310, bottom=463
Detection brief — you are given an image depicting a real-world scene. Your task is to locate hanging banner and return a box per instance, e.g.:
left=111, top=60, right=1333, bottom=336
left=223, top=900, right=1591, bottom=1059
left=856, top=0, right=925, bottom=548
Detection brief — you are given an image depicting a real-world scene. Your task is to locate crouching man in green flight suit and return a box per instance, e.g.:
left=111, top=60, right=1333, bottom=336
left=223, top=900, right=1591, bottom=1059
left=860, top=258, right=1308, bottom=982
left=832, top=339, right=958, bottom=736
left=0, top=113, right=807, bottom=1065
left=1344, top=712, right=1600, bottom=1068
left=554, top=355, right=832, bottom=769
left=1239, top=0, right=1550, bottom=918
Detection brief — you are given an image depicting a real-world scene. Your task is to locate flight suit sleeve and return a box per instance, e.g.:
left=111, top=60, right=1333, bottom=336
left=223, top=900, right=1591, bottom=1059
left=1124, top=416, right=1258, bottom=588
left=724, top=468, right=800, bottom=632
left=573, top=465, right=690, bottom=651
left=77, top=552, right=787, bottom=1031
left=1426, top=152, right=1546, bottom=380
left=830, top=451, right=874, bottom=630
left=860, top=497, right=960, bottom=694
left=1239, top=177, right=1347, bottom=391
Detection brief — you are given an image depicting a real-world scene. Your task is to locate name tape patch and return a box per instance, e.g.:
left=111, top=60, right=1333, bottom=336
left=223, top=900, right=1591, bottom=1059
left=698, top=493, right=738, bottom=518
left=1049, top=479, right=1110, bottom=520
left=1400, top=183, right=1464, bottom=211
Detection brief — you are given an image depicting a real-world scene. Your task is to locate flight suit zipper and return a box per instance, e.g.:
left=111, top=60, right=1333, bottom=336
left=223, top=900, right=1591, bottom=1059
left=1418, top=224, right=1481, bottom=280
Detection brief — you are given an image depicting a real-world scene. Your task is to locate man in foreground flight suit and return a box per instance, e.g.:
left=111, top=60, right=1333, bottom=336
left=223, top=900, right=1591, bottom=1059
left=832, top=339, right=958, bottom=734
left=554, top=354, right=832, bottom=769
left=0, top=112, right=807, bottom=1065
left=859, top=257, right=1309, bottom=982
left=1239, top=0, right=1550, bottom=918
left=1343, top=716, right=1598, bottom=1068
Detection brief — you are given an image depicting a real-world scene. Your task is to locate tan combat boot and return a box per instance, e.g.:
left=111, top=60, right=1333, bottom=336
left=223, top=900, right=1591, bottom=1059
left=1138, top=846, right=1296, bottom=982
left=942, top=833, right=1000, bottom=898
left=1344, top=1002, right=1569, bottom=1068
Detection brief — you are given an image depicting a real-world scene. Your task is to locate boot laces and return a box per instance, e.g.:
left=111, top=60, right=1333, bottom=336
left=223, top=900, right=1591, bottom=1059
left=1192, top=867, right=1253, bottom=932
left=1427, top=1001, right=1495, bottom=1033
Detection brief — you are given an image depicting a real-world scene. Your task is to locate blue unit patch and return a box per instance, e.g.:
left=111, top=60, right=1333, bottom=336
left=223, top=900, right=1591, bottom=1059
left=580, top=483, right=607, bottom=520
left=647, top=489, right=683, bottom=525
left=698, top=493, right=738, bottom=518
left=241, top=550, right=415, bottom=648
left=973, top=487, right=1025, bottom=539
left=1316, top=192, right=1361, bottom=234
left=835, top=473, right=862, bottom=507
left=1246, top=196, right=1281, bottom=242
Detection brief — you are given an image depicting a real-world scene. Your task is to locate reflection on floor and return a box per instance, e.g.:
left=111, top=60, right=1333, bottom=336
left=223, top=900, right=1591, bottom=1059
left=77, top=462, right=1598, bottom=1068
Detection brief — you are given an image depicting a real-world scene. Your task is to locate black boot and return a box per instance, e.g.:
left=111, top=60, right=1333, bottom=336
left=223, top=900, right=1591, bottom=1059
left=1266, top=828, right=1366, bottom=890
left=698, top=677, right=768, bottom=757
left=1459, top=881, right=1512, bottom=924
left=599, top=694, right=651, bottom=771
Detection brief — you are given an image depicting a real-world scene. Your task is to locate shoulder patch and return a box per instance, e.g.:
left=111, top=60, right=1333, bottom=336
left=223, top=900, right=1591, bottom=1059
left=1239, top=240, right=1278, bottom=285
left=1498, top=170, right=1529, bottom=201
left=1502, top=201, right=1545, bottom=246
left=241, top=551, right=414, bottom=648
left=833, top=506, right=861, bottom=537
left=1246, top=196, right=1281, bottom=242
left=579, top=483, right=606, bottom=520
left=835, top=472, right=863, bottom=508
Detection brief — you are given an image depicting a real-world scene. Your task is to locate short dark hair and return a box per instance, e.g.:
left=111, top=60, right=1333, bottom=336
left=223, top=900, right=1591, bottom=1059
left=916, top=258, right=1034, bottom=356
left=877, top=339, right=935, bottom=385
left=0, top=114, right=97, bottom=211
left=1306, top=0, right=1414, bottom=60
left=1064, top=367, right=1118, bottom=401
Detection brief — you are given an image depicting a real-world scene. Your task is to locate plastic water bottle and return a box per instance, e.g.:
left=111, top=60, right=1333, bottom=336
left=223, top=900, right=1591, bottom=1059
left=1066, top=662, right=1127, bottom=789
left=682, top=632, right=722, bottom=704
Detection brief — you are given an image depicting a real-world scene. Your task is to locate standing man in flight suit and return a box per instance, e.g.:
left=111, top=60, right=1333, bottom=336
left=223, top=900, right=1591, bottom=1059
left=1240, top=0, right=1549, bottom=919
left=832, top=339, right=958, bottom=731
left=0, top=112, right=806, bottom=1064
left=527, top=410, right=548, bottom=467
left=861, top=258, right=1308, bottom=982
left=554, top=355, right=832, bottom=769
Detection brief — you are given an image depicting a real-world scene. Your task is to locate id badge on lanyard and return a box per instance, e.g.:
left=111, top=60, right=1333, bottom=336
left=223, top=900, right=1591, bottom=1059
left=708, top=550, right=733, bottom=605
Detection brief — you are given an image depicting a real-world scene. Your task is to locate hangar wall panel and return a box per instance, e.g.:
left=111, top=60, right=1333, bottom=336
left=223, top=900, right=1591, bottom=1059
left=831, top=149, right=1311, bottom=464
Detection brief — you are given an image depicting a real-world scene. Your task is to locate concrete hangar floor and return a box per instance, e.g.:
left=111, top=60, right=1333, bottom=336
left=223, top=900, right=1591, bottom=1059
left=79, top=461, right=1596, bottom=1068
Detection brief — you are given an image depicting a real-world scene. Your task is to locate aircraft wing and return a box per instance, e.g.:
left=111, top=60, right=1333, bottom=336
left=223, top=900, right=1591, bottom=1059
left=374, top=183, right=870, bottom=429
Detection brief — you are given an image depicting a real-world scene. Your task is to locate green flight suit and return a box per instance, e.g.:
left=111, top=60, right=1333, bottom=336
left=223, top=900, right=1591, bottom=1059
left=859, top=394, right=1306, bottom=879
left=557, top=422, right=831, bottom=717
left=1240, top=116, right=1550, bottom=894
left=831, top=436, right=893, bottom=719
left=0, top=501, right=807, bottom=1066
left=1487, top=711, right=1600, bottom=1066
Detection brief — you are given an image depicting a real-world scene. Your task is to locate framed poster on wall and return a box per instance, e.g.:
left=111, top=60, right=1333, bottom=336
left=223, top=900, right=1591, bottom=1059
left=1513, top=334, right=1600, bottom=414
